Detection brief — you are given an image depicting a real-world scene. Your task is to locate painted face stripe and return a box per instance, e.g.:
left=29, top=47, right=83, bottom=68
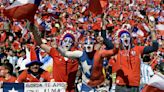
left=85, top=38, right=94, bottom=45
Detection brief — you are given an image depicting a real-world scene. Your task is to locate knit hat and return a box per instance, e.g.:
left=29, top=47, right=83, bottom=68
left=118, top=30, right=131, bottom=38
left=60, top=30, right=76, bottom=42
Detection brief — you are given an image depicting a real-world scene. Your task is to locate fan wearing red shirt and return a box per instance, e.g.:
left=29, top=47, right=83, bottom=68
left=112, top=28, right=158, bottom=92
left=48, top=33, right=78, bottom=92
left=17, top=60, right=52, bottom=82
left=0, top=63, right=17, bottom=83
left=55, top=36, right=119, bottom=91
left=31, top=23, right=78, bottom=92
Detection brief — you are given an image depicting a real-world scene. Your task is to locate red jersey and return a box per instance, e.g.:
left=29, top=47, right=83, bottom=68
left=17, top=69, right=52, bottom=82
left=49, top=48, right=78, bottom=91
left=88, top=48, right=118, bottom=87
left=0, top=76, right=16, bottom=82
left=113, top=46, right=145, bottom=86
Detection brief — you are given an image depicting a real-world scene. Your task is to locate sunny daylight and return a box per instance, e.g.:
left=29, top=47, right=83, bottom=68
left=0, top=0, right=163, bottom=92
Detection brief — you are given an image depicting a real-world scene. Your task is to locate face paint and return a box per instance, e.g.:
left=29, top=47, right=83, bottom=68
left=61, top=37, right=73, bottom=51
left=120, top=33, right=131, bottom=47
left=84, top=38, right=94, bottom=52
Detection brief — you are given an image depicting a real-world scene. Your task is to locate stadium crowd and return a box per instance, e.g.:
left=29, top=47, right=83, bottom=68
left=0, top=0, right=164, bottom=92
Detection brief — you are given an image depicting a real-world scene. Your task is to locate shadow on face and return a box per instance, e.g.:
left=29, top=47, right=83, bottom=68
left=29, top=64, right=40, bottom=73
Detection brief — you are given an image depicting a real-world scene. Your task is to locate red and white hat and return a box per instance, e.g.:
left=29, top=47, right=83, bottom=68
left=60, top=30, right=76, bottom=42
left=114, top=29, right=131, bottom=39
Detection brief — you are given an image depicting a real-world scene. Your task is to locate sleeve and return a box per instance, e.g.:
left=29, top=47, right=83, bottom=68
left=138, top=46, right=145, bottom=54
left=101, top=30, right=114, bottom=50
left=57, top=47, right=83, bottom=58
left=143, top=40, right=159, bottom=54
left=49, top=47, right=59, bottom=58
left=100, top=48, right=119, bottom=58
left=17, top=70, right=27, bottom=82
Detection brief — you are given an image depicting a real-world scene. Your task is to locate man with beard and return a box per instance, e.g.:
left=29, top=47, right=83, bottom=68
left=16, top=60, right=52, bottom=82
left=56, top=36, right=119, bottom=91
left=112, top=27, right=158, bottom=92
left=30, top=24, right=78, bottom=92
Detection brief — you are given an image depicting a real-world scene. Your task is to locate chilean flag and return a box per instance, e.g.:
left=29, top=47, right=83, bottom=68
left=4, top=0, right=42, bottom=22
left=3, top=83, right=24, bottom=92
left=88, top=0, right=103, bottom=16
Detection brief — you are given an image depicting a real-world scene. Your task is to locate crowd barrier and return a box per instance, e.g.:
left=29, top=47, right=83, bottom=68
left=0, top=82, right=67, bottom=92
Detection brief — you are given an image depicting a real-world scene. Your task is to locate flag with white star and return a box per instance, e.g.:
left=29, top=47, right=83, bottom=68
left=81, top=60, right=92, bottom=78
left=3, top=83, right=24, bottom=92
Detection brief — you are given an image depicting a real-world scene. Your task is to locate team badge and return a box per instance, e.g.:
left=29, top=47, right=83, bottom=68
left=131, top=51, right=136, bottom=56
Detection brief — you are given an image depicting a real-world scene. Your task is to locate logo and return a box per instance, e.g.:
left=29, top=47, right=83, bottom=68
left=131, top=51, right=136, bottom=56
left=3, top=83, right=24, bottom=92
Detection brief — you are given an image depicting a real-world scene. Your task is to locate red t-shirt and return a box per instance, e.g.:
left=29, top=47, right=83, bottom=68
left=49, top=48, right=78, bottom=90
left=0, top=76, right=16, bottom=83
left=113, top=46, right=144, bottom=86
left=88, top=49, right=118, bottom=87
left=17, top=70, right=52, bottom=82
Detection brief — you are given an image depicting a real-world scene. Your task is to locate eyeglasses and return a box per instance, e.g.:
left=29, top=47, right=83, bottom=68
left=32, top=66, right=40, bottom=69
left=30, top=65, right=40, bottom=69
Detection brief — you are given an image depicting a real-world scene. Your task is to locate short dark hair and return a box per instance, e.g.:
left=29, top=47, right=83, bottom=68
left=4, top=59, right=9, bottom=63
left=143, top=55, right=151, bottom=62
left=2, top=63, right=13, bottom=75
left=157, top=62, right=164, bottom=73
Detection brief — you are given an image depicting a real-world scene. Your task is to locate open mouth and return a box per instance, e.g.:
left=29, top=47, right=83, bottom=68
left=87, top=46, right=91, bottom=50
left=66, top=46, right=69, bottom=48
left=125, top=39, right=128, bottom=43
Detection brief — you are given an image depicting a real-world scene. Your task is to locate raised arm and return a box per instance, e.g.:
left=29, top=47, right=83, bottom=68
left=29, top=23, right=51, bottom=53
left=100, top=46, right=119, bottom=58
left=56, top=46, right=83, bottom=58
left=98, top=39, right=119, bottom=58
left=101, top=30, right=114, bottom=50
left=143, top=20, right=159, bottom=54
left=101, top=11, right=114, bottom=50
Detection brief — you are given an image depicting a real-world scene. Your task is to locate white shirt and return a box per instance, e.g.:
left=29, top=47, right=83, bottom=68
left=16, top=57, right=30, bottom=71
left=147, top=72, right=164, bottom=90
left=16, top=48, right=30, bottom=71
left=140, top=62, right=154, bottom=84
